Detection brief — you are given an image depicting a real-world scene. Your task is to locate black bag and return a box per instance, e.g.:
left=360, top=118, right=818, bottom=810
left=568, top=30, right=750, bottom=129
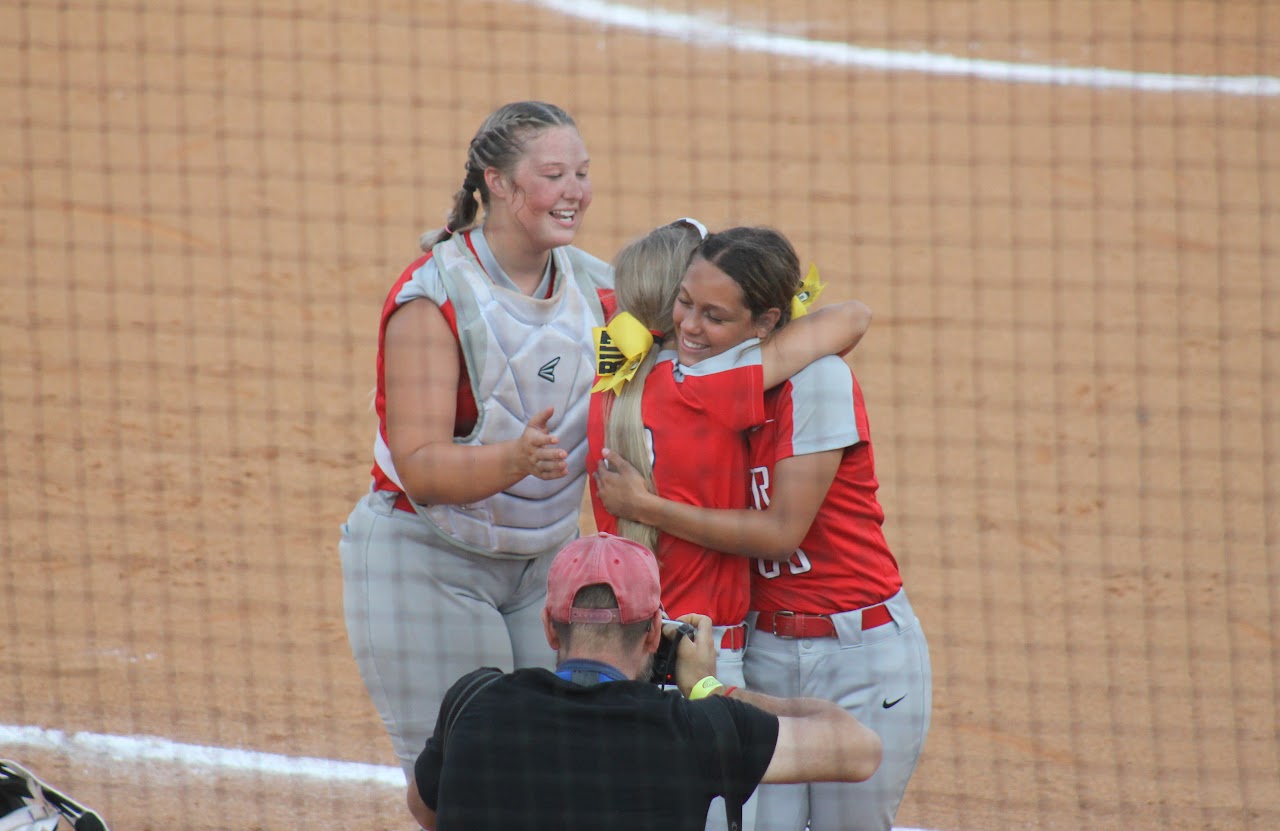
left=692, top=697, right=746, bottom=831
left=0, top=760, right=109, bottom=831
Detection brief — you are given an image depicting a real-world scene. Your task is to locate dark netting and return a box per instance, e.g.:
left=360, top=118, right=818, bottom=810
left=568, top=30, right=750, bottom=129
left=1, top=2, right=1275, bottom=829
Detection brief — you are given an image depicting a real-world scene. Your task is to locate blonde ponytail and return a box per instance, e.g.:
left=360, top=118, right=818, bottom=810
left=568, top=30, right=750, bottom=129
left=599, top=220, right=705, bottom=554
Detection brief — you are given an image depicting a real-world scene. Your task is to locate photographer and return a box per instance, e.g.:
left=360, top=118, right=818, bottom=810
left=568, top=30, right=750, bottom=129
left=407, top=533, right=882, bottom=831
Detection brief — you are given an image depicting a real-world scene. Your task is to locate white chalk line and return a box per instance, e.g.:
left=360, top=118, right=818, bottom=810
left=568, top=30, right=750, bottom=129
left=2, top=722, right=942, bottom=830
left=521, top=0, right=1280, bottom=96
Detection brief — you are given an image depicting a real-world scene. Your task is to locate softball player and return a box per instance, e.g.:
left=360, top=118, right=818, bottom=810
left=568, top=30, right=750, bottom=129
left=588, top=223, right=872, bottom=831
left=340, top=101, right=614, bottom=780
left=595, top=238, right=929, bottom=831
left=742, top=358, right=930, bottom=831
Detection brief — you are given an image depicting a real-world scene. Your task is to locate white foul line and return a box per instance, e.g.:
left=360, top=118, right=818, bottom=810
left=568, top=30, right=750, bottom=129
left=522, top=0, right=1280, bottom=96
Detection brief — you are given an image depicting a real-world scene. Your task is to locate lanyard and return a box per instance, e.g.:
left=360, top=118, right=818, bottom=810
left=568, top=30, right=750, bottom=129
left=555, top=659, right=629, bottom=686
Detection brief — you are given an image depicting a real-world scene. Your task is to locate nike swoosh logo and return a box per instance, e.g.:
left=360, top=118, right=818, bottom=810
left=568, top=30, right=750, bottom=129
left=882, top=695, right=906, bottom=709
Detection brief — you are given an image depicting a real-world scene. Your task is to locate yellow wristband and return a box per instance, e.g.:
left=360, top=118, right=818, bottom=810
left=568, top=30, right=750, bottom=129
left=688, top=676, right=725, bottom=701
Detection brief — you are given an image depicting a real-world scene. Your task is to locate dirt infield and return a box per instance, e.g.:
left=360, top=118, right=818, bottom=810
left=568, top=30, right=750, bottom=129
left=2, top=2, right=1276, bottom=830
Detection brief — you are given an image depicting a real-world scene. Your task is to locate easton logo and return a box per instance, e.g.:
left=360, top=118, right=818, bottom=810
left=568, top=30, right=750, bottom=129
left=538, top=357, right=561, bottom=382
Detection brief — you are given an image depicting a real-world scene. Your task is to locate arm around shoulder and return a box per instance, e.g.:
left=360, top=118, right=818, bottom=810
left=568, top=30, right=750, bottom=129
left=762, top=300, right=872, bottom=388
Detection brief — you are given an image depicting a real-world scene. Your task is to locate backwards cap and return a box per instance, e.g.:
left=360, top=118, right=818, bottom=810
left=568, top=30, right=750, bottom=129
left=545, top=533, right=661, bottom=625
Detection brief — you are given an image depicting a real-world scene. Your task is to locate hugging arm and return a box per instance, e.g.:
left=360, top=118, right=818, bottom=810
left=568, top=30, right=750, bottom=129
left=759, top=300, right=871, bottom=388
left=593, top=299, right=868, bottom=557
left=596, top=447, right=840, bottom=560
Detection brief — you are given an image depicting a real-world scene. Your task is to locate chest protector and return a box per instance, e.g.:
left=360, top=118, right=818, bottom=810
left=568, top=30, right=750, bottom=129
left=413, top=235, right=609, bottom=557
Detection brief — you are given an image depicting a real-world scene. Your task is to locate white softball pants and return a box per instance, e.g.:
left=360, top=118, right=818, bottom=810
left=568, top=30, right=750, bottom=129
left=339, top=488, right=560, bottom=780
left=744, top=589, right=932, bottom=831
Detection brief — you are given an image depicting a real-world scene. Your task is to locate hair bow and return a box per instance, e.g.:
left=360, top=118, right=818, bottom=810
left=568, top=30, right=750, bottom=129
left=591, top=312, right=657, bottom=394
left=790, top=264, right=826, bottom=318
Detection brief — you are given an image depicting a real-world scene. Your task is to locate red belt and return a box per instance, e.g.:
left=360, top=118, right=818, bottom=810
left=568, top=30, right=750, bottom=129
left=755, top=604, right=893, bottom=639
left=718, top=624, right=747, bottom=650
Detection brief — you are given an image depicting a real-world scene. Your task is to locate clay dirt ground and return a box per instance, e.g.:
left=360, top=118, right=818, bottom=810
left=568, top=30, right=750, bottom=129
left=1, top=1, right=1277, bottom=830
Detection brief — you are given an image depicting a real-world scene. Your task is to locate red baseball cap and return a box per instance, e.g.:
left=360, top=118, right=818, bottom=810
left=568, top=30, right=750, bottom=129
left=546, top=533, right=662, bottom=625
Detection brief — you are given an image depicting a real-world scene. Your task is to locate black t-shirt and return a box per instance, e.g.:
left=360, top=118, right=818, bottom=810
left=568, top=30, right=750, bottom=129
left=415, top=666, right=779, bottom=831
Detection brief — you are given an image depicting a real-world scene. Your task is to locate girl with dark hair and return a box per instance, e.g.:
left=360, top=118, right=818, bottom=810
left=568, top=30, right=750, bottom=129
left=596, top=227, right=931, bottom=831
left=588, top=223, right=872, bottom=831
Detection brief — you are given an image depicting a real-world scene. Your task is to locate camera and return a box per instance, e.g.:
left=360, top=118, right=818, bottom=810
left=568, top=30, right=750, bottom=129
left=649, top=618, right=695, bottom=686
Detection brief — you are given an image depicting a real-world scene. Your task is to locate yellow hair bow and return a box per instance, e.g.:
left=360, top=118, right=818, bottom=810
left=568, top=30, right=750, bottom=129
left=790, top=264, right=826, bottom=318
left=591, top=312, right=656, bottom=395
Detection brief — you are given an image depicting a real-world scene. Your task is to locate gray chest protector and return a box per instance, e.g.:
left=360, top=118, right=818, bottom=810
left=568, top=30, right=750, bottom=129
left=413, top=236, right=610, bottom=557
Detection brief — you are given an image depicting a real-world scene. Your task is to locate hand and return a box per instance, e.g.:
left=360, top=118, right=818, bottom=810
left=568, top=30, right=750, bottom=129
left=672, top=613, right=718, bottom=697
left=514, top=407, right=569, bottom=480
left=593, top=449, right=650, bottom=520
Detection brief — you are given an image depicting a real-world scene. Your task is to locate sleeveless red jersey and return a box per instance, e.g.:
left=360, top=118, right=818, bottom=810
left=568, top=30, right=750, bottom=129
left=588, top=343, right=767, bottom=624
left=748, top=356, right=902, bottom=613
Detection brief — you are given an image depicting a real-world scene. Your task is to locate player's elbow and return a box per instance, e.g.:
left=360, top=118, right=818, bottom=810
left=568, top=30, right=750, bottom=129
left=400, top=475, right=438, bottom=507
left=393, top=447, right=452, bottom=505
left=399, top=478, right=436, bottom=507
left=753, top=530, right=811, bottom=561
left=836, top=301, right=873, bottom=357
left=837, top=300, right=872, bottom=338
left=851, top=300, right=873, bottom=331
left=755, top=542, right=802, bottom=561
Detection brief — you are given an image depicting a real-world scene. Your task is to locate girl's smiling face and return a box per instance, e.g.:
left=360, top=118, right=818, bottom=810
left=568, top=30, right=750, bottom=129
left=672, top=257, right=777, bottom=365
left=495, top=125, right=592, bottom=253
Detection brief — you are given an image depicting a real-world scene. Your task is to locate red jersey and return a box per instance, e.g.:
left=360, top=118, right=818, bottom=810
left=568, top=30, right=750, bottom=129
left=588, top=343, right=767, bottom=624
left=370, top=250, right=473, bottom=510
left=748, top=356, right=902, bottom=613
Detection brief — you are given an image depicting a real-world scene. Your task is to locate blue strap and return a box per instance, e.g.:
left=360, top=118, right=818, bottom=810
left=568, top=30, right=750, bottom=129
left=555, top=659, right=629, bottom=685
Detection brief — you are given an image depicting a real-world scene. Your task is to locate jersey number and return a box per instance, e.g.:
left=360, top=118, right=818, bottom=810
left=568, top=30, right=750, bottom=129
left=756, top=549, right=812, bottom=579
left=749, top=465, right=812, bottom=578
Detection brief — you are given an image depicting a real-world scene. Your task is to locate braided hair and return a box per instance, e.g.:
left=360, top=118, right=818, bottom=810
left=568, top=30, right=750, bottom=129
left=420, top=101, right=578, bottom=251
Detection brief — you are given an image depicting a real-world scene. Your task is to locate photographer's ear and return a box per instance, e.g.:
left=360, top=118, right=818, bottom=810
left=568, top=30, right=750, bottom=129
left=542, top=607, right=562, bottom=651
left=644, top=610, right=664, bottom=654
